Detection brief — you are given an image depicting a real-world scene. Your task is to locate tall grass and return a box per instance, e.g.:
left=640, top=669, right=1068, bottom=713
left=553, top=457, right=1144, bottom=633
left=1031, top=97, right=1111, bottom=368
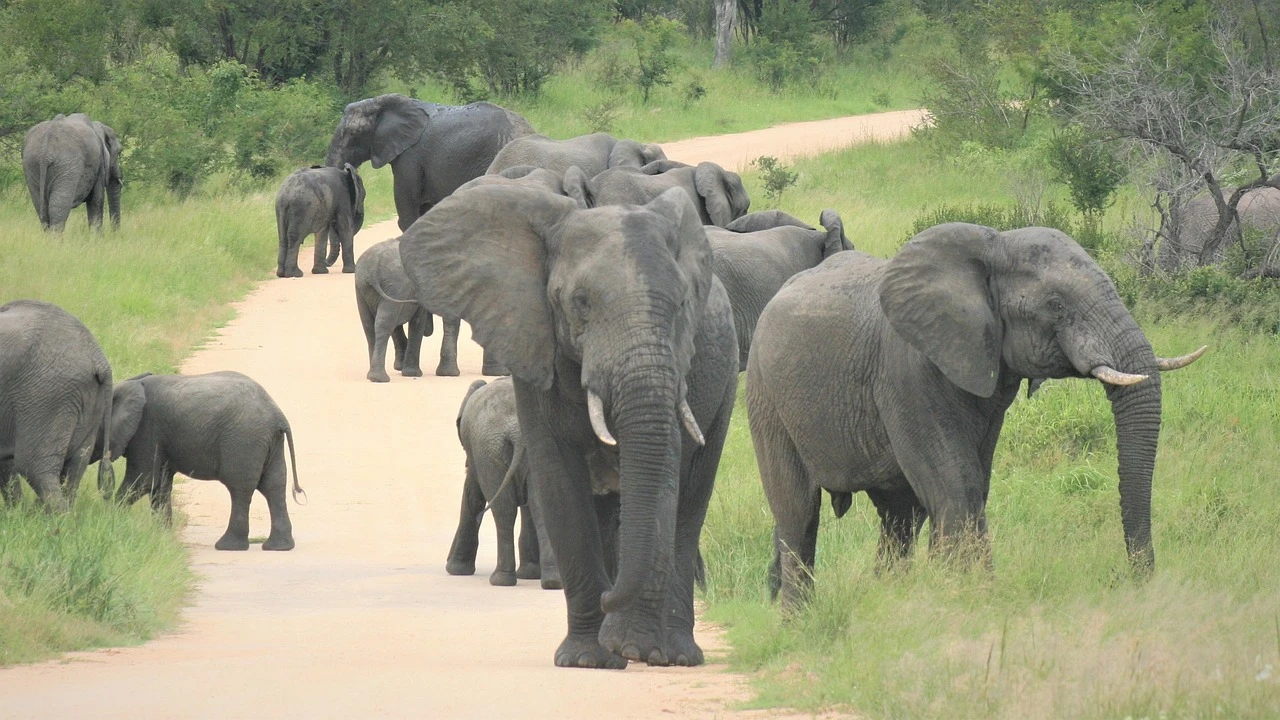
left=702, top=140, right=1280, bottom=717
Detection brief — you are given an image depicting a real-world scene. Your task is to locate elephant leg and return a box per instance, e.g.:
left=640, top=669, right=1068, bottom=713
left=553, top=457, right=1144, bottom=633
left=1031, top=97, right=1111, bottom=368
left=758, top=432, right=821, bottom=610
left=527, top=479, right=563, bottom=590
left=393, top=178, right=423, bottom=232
left=593, top=493, right=620, bottom=584
left=358, top=294, right=378, bottom=370
left=489, top=497, right=519, bottom=586
left=339, top=227, right=356, bottom=274
left=401, top=311, right=427, bottom=377
left=85, top=181, right=106, bottom=232
left=866, top=485, right=927, bottom=572
left=258, top=444, right=295, bottom=551
left=113, top=459, right=149, bottom=507
left=367, top=305, right=400, bottom=383
left=481, top=349, right=510, bottom=377
left=284, top=235, right=305, bottom=278
left=446, top=466, right=485, bottom=576
left=516, top=504, right=542, bottom=580
left=60, top=449, right=91, bottom=505
left=14, top=416, right=75, bottom=511
left=215, top=483, right=254, bottom=551
left=150, top=468, right=177, bottom=527
left=391, top=325, right=407, bottom=372
left=435, top=316, right=461, bottom=377
left=312, top=226, right=330, bottom=274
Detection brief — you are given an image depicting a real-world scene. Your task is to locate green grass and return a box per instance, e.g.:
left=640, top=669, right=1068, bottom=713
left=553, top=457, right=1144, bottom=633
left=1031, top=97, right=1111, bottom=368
left=700, top=139, right=1280, bottom=717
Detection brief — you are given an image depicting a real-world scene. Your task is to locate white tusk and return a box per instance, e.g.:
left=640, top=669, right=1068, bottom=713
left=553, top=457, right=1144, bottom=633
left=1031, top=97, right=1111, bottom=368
left=587, top=391, right=617, bottom=446
left=679, top=399, right=706, bottom=447
left=1155, top=345, right=1208, bottom=371
left=1091, top=365, right=1149, bottom=386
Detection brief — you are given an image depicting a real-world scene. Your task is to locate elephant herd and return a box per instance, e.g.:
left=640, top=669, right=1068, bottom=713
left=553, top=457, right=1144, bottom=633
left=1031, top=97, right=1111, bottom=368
left=7, top=93, right=1210, bottom=672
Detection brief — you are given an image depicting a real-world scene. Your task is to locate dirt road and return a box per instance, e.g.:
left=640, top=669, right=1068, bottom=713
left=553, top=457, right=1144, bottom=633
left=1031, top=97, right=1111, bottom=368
left=0, top=109, right=922, bottom=718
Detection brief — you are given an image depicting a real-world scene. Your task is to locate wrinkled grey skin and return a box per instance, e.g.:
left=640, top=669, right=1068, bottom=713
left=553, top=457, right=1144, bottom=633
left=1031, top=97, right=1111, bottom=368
left=707, top=209, right=851, bottom=370
left=748, top=223, right=1198, bottom=610
left=275, top=164, right=366, bottom=277
left=101, top=371, right=304, bottom=551
left=1158, top=174, right=1280, bottom=269
left=447, top=378, right=561, bottom=589
left=565, top=160, right=751, bottom=228
left=22, top=114, right=122, bottom=232
left=355, top=237, right=439, bottom=382
left=400, top=184, right=738, bottom=669
left=0, top=300, right=115, bottom=511
left=326, top=94, right=534, bottom=231
left=486, top=133, right=666, bottom=178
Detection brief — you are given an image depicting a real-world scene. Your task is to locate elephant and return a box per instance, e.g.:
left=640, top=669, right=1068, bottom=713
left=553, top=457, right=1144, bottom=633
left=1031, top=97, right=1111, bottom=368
left=706, top=208, right=852, bottom=370
left=22, top=113, right=122, bottom=232
left=0, top=299, right=115, bottom=510
left=101, top=371, right=304, bottom=551
left=325, top=94, right=534, bottom=232
left=746, top=223, right=1207, bottom=610
left=275, top=164, right=366, bottom=278
left=486, top=132, right=667, bottom=179
left=447, top=378, right=561, bottom=589
left=1157, top=173, right=1280, bottom=270
left=355, top=237, right=439, bottom=382
left=564, top=160, right=751, bottom=228
left=399, top=183, right=739, bottom=669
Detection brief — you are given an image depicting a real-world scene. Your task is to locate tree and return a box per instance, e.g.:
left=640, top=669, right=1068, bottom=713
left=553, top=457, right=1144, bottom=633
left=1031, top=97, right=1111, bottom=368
left=714, top=0, right=736, bottom=68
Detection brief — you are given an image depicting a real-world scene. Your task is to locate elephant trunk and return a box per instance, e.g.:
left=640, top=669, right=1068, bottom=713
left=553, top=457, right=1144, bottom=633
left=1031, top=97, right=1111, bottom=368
left=598, top=361, right=681, bottom=615
left=107, top=177, right=121, bottom=229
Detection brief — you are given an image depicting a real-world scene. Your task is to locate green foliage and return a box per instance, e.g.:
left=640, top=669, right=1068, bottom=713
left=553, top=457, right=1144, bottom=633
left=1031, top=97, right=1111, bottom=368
left=751, top=155, right=799, bottom=205
left=620, top=17, right=683, bottom=103
left=1046, top=124, right=1125, bottom=217
left=746, top=0, right=822, bottom=91
left=906, top=200, right=1076, bottom=244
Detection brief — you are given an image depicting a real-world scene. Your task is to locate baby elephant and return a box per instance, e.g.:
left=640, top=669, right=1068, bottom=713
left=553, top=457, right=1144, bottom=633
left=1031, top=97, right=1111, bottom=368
left=447, top=378, right=559, bottom=588
left=104, top=371, right=305, bottom=551
left=355, top=237, right=439, bottom=382
left=275, top=164, right=366, bottom=278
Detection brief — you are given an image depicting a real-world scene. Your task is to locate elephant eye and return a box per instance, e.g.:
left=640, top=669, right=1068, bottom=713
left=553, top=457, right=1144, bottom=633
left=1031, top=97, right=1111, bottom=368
left=1047, top=297, right=1066, bottom=315
left=571, top=289, right=591, bottom=321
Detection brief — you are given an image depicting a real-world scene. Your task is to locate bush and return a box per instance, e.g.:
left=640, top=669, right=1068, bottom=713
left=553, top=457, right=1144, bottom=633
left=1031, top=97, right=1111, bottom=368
left=747, top=0, right=823, bottom=91
left=752, top=155, right=799, bottom=205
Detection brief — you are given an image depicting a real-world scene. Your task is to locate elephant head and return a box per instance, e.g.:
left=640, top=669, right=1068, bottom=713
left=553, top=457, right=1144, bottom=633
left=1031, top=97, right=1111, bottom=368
left=92, top=120, right=122, bottom=228
left=609, top=140, right=668, bottom=169
left=460, top=166, right=566, bottom=195
left=565, top=161, right=751, bottom=228
left=326, top=94, right=432, bottom=169
left=399, top=183, right=713, bottom=611
left=879, top=223, right=1205, bottom=571
left=341, top=162, right=367, bottom=231
left=723, top=209, right=815, bottom=233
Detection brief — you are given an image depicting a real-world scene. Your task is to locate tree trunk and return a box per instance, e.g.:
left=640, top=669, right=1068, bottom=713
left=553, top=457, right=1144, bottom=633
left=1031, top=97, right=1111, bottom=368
left=713, top=0, right=736, bottom=68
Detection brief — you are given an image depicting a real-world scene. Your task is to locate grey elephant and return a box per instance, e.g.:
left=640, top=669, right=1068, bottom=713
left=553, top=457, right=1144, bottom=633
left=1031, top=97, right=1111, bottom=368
left=101, top=371, right=304, bottom=551
left=747, top=222, right=1206, bottom=609
left=275, top=164, right=366, bottom=278
left=1158, top=173, right=1280, bottom=270
left=22, top=113, right=122, bottom=232
left=707, top=208, right=851, bottom=370
left=486, top=132, right=667, bottom=178
left=447, top=378, right=560, bottom=589
left=0, top=300, right=115, bottom=510
left=565, top=160, right=751, bottom=227
left=326, top=94, right=534, bottom=231
left=400, top=184, right=738, bottom=668
left=355, top=237, right=440, bottom=382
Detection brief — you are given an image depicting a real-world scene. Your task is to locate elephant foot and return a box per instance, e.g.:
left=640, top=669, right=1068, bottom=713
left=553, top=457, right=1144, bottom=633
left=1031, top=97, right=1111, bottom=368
left=554, top=634, right=628, bottom=670
left=289, top=268, right=304, bottom=278
left=540, top=569, right=563, bottom=591
left=341, top=265, right=356, bottom=274
left=214, top=534, right=250, bottom=551
left=311, top=266, right=329, bottom=275
left=446, top=558, right=476, bottom=576
left=516, top=562, right=541, bottom=580
left=659, top=630, right=705, bottom=667
left=262, top=534, right=295, bottom=551
left=401, top=366, right=423, bottom=378
left=489, top=569, right=518, bottom=586
left=367, top=369, right=391, bottom=383
left=600, top=610, right=689, bottom=666
left=393, top=358, right=404, bottom=371
left=325, top=256, right=339, bottom=268
left=481, top=362, right=510, bottom=377
left=435, top=362, right=460, bottom=377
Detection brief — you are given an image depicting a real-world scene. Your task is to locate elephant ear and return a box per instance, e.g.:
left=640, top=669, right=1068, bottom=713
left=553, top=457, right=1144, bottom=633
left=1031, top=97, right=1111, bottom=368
left=609, top=139, right=666, bottom=169
left=110, top=380, right=146, bottom=455
left=644, top=187, right=714, bottom=379
left=879, top=222, right=1003, bottom=398
left=694, top=162, right=750, bottom=227
left=724, top=209, right=814, bottom=233
left=343, top=163, right=366, bottom=228
left=639, top=159, right=691, bottom=175
left=332, top=95, right=430, bottom=169
left=562, top=166, right=594, bottom=209
left=93, top=122, right=122, bottom=182
left=819, top=209, right=852, bottom=257
left=399, top=185, right=579, bottom=391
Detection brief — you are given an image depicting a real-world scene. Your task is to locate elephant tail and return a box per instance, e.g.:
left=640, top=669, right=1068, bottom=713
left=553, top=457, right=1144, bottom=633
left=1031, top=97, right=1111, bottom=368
left=283, top=423, right=306, bottom=505
left=96, top=362, right=116, bottom=498
left=370, top=275, right=418, bottom=305
left=482, top=443, right=524, bottom=514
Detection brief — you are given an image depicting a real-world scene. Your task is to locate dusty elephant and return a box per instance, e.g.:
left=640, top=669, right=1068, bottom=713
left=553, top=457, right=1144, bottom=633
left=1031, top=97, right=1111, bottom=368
left=447, top=378, right=560, bottom=589
left=275, top=164, right=366, bottom=277
left=0, top=299, right=115, bottom=510
left=400, top=184, right=739, bottom=669
left=565, top=160, right=751, bottom=227
left=707, top=208, right=851, bottom=370
left=22, top=113, right=122, bottom=232
left=101, top=371, right=304, bottom=551
left=747, top=223, right=1206, bottom=610
left=486, top=132, right=666, bottom=179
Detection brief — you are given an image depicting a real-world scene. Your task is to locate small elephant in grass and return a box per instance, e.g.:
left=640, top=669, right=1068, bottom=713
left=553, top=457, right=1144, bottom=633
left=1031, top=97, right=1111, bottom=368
left=706, top=209, right=852, bottom=370
left=275, top=164, right=366, bottom=278
left=100, top=371, right=305, bottom=551
left=564, top=160, right=751, bottom=228
left=447, top=378, right=561, bottom=588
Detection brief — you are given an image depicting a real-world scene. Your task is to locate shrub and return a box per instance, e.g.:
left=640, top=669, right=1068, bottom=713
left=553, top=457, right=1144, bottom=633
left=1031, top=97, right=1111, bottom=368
left=752, top=155, right=799, bottom=205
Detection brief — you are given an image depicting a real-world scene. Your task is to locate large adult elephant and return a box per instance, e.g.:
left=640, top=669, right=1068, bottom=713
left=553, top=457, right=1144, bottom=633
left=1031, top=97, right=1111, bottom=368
left=0, top=300, right=115, bottom=510
left=325, top=94, right=535, bottom=231
left=399, top=184, right=739, bottom=669
left=565, top=161, right=751, bottom=227
left=1158, top=174, right=1280, bottom=270
left=22, top=113, right=122, bottom=232
left=747, top=223, right=1206, bottom=609
left=486, top=132, right=667, bottom=178
left=707, top=208, right=851, bottom=370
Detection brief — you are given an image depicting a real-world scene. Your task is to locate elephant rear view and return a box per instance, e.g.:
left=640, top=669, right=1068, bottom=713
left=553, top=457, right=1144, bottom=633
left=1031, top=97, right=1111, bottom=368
left=0, top=299, right=115, bottom=510
left=105, top=371, right=305, bottom=551
left=22, top=113, right=122, bottom=232
left=275, top=164, right=365, bottom=277
left=566, top=161, right=751, bottom=227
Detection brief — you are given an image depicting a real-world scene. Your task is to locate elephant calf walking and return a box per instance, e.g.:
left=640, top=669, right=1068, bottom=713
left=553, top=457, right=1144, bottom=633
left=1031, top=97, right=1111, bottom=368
left=275, top=164, right=365, bottom=278
left=447, top=378, right=559, bottom=588
left=104, top=371, right=305, bottom=551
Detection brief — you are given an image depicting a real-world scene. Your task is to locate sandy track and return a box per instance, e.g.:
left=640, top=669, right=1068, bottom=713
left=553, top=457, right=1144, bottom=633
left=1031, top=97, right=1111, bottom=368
left=0, top=110, right=922, bottom=719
